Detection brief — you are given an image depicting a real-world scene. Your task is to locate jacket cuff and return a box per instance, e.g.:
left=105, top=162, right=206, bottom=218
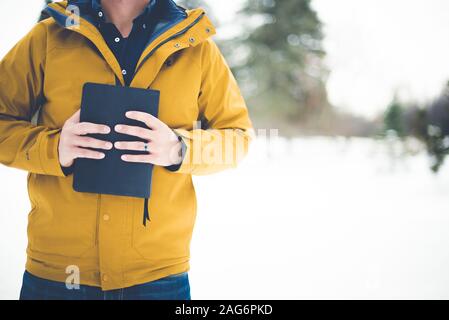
left=164, top=129, right=189, bottom=173
left=38, top=128, right=69, bottom=177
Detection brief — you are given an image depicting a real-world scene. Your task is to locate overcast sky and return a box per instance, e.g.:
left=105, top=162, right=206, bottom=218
left=313, top=0, right=449, bottom=118
left=1, top=1, right=449, bottom=119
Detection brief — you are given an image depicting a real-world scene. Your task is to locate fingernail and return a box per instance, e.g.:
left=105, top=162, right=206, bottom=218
left=106, top=143, right=113, bottom=149
left=100, top=153, right=105, bottom=158
left=104, top=127, right=110, bottom=133
left=121, top=155, right=127, bottom=160
left=114, top=142, right=121, bottom=148
left=115, top=125, right=122, bottom=131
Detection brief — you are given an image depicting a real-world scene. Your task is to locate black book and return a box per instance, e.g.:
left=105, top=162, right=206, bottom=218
left=73, top=82, right=159, bottom=201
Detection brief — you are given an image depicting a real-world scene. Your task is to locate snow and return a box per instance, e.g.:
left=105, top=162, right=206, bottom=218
left=1, top=137, right=449, bottom=299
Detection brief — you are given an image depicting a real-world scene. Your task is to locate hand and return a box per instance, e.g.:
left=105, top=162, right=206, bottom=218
left=114, top=111, right=182, bottom=166
left=58, top=110, right=113, bottom=167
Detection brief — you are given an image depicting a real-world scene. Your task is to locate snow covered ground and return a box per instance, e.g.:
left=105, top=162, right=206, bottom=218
left=1, top=137, right=449, bottom=299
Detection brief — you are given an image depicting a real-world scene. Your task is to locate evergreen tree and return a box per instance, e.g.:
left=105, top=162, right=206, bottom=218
left=177, top=0, right=215, bottom=25
left=383, top=96, right=405, bottom=138
left=231, top=0, right=329, bottom=126
left=177, top=0, right=208, bottom=10
left=425, top=83, right=449, bottom=172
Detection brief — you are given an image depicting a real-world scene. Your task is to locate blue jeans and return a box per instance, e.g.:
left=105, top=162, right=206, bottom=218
left=19, top=271, right=191, bottom=300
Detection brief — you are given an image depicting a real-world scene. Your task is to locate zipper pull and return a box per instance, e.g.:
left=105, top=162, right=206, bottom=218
left=143, top=197, right=150, bottom=226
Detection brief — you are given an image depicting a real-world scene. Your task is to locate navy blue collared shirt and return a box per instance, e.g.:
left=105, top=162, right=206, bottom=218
left=91, top=0, right=158, bottom=86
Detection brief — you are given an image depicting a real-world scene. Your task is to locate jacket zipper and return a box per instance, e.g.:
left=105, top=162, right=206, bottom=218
left=133, top=12, right=205, bottom=77
left=131, top=14, right=205, bottom=226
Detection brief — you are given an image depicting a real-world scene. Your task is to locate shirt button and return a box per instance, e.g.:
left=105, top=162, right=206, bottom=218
left=114, top=37, right=120, bottom=43
left=122, top=69, right=127, bottom=75
left=103, top=274, right=108, bottom=282
left=143, top=24, right=146, bottom=29
left=98, top=11, right=103, bottom=18
left=103, top=214, right=110, bottom=221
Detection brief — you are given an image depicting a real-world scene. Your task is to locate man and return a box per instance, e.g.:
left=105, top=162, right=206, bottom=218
left=0, top=0, right=252, bottom=300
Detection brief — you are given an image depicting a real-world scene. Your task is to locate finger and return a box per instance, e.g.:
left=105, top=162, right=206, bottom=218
left=121, top=153, right=157, bottom=164
left=114, top=124, right=154, bottom=140
left=73, top=122, right=110, bottom=135
left=73, top=147, right=105, bottom=159
left=114, top=141, right=154, bottom=152
left=75, top=136, right=113, bottom=150
left=125, top=111, right=161, bottom=129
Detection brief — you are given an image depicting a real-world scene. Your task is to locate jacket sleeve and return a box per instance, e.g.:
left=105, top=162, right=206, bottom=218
left=0, top=22, right=68, bottom=177
left=169, top=38, right=254, bottom=175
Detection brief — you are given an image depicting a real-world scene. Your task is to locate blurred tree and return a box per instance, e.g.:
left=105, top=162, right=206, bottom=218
left=383, top=96, right=405, bottom=138
left=425, top=83, right=449, bottom=172
left=403, top=104, right=427, bottom=138
left=229, top=0, right=330, bottom=129
left=177, top=0, right=216, bottom=25
left=177, top=0, right=208, bottom=10
left=378, top=85, right=449, bottom=173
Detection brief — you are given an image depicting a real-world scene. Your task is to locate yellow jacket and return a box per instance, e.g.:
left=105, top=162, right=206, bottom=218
left=0, top=1, right=252, bottom=290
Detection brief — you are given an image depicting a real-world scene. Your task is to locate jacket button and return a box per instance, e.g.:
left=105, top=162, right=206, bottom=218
left=103, top=214, right=110, bottom=221
left=189, top=37, right=195, bottom=43
left=102, top=274, right=108, bottom=282
left=205, top=28, right=211, bottom=33
left=174, top=43, right=181, bottom=48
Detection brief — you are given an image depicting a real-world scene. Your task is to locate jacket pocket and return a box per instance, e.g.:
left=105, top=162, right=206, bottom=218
left=131, top=192, right=196, bottom=261
left=27, top=174, right=97, bottom=258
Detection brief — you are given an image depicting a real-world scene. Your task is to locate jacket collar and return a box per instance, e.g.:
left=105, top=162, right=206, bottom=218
left=43, top=1, right=215, bottom=87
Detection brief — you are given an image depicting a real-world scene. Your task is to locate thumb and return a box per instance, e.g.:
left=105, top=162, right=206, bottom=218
left=68, top=109, right=81, bottom=124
